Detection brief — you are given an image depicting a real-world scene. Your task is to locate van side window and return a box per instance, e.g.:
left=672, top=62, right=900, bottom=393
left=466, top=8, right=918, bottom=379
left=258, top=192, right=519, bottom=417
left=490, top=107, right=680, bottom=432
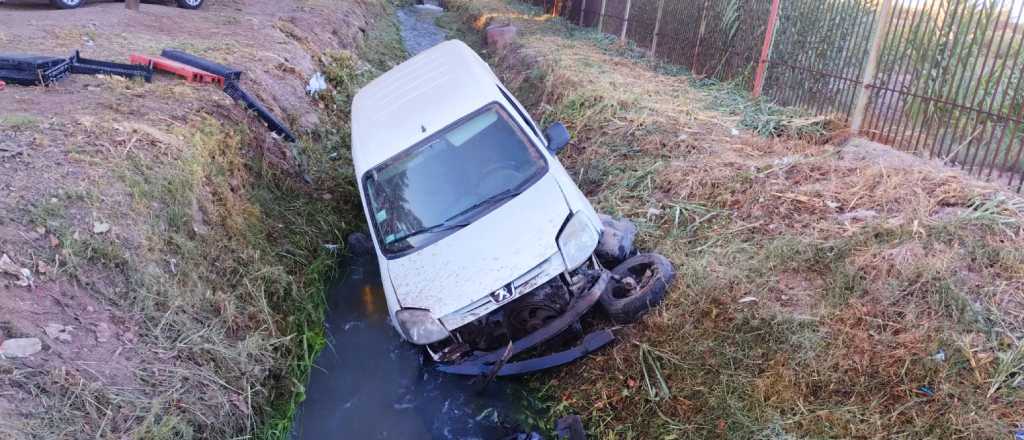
left=497, top=85, right=542, bottom=141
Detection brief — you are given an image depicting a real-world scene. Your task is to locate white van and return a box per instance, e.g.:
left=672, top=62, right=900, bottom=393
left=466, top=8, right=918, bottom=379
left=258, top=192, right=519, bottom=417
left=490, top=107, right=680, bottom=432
left=350, top=40, right=674, bottom=376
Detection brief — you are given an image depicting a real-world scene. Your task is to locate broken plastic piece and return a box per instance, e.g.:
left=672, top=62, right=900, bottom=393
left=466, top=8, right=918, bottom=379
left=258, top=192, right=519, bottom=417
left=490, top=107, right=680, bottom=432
left=129, top=54, right=224, bottom=87
left=71, top=51, right=153, bottom=82
left=306, top=72, right=327, bottom=96
left=160, top=49, right=242, bottom=81
left=223, top=81, right=297, bottom=143
left=0, top=53, right=70, bottom=86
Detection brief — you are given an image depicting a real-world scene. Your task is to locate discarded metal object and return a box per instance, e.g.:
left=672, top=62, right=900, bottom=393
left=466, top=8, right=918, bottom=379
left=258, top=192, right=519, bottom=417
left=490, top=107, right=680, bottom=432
left=70, top=51, right=153, bottom=82
left=129, top=54, right=225, bottom=87
left=0, top=53, right=70, bottom=86
left=160, top=49, right=242, bottom=81
left=223, top=80, right=297, bottom=143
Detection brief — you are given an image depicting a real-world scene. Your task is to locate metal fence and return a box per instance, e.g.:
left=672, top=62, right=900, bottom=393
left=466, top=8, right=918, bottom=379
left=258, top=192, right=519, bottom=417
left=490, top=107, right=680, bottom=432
left=531, top=0, right=1024, bottom=192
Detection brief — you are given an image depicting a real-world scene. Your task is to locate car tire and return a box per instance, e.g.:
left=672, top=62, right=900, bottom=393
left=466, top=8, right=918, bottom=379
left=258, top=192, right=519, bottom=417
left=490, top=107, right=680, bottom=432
left=175, top=0, right=203, bottom=9
left=599, top=253, right=675, bottom=324
left=50, top=0, right=84, bottom=9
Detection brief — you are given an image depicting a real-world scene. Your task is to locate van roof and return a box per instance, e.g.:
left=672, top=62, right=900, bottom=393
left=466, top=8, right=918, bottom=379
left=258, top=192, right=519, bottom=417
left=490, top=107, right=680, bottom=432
left=350, top=40, right=503, bottom=175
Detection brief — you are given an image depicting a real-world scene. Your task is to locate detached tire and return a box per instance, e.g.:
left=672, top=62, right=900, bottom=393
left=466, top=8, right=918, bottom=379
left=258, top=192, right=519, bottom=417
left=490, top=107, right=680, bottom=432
left=176, top=0, right=204, bottom=9
left=599, top=253, right=675, bottom=323
left=50, top=0, right=84, bottom=9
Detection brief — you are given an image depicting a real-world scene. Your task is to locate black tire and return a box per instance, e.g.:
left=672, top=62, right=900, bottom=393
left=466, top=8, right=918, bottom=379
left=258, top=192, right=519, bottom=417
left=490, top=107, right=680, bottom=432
left=175, top=0, right=203, bottom=9
left=599, top=253, right=676, bottom=323
left=50, top=0, right=84, bottom=9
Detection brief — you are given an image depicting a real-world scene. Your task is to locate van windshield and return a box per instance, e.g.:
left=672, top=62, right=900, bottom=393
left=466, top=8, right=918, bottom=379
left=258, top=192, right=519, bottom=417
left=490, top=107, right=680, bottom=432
left=363, top=104, right=548, bottom=258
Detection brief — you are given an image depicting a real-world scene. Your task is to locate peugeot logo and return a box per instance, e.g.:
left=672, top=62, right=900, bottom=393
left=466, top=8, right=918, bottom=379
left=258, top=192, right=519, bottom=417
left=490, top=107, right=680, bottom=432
left=490, top=283, right=515, bottom=303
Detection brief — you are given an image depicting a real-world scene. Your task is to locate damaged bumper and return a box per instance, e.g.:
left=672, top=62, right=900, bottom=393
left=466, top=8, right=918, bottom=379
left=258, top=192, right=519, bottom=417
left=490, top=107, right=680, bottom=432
left=437, top=272, right=615, bottom=376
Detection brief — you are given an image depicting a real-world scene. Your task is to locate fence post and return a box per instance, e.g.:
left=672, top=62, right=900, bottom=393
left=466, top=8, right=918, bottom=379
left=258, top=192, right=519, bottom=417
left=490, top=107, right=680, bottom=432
left=752, top=0, right=781, bottom=98
left=620, top=0, right=632, bottom=42
left=650, top=0, right=665, bottom=57
left=598, top=0, right=607, bottom=33
left=850, top=0, right=895, bottom=134
left=579, top=0, right=587, bottom=26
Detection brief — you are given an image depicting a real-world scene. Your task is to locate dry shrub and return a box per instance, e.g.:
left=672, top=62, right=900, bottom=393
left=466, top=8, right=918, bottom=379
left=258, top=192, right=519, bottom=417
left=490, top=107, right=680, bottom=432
left=446, top=0, right=1024, bottom=437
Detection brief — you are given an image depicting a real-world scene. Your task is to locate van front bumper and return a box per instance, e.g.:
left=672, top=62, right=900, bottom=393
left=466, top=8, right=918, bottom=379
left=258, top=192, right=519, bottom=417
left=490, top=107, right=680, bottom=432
left=436, top=271, right=615, bottom=376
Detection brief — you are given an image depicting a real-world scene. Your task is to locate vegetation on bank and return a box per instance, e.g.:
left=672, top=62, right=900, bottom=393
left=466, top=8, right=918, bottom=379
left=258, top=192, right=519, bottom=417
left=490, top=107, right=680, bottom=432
left=258, top=3, right=408, bottom=437
left=442, top=1, right=1024, bottom=438
left=7, top=2, right=407, bottom=439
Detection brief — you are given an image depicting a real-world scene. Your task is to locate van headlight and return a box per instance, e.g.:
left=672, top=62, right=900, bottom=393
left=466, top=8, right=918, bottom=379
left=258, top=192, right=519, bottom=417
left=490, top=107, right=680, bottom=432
left=557, top=212, right=599, bottom=270
left=395, top=309, right=450, bottom=345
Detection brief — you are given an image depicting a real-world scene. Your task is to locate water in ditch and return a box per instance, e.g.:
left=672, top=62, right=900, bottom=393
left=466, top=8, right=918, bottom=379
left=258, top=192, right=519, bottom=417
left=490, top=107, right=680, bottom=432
left=288, top=253, right=535, bottom=439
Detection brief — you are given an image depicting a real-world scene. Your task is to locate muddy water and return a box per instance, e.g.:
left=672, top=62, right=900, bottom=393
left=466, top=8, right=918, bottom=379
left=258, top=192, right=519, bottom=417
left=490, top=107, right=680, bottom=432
left=396, top=4, right=447, bottom=56
left=289, top=254, right=532, bottom=439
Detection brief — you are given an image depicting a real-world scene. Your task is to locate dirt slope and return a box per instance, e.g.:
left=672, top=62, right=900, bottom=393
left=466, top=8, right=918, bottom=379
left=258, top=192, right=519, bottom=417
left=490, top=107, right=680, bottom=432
left=0, top=1, right=392, bottom=438
left=444, top=1, right=1024, bottom=438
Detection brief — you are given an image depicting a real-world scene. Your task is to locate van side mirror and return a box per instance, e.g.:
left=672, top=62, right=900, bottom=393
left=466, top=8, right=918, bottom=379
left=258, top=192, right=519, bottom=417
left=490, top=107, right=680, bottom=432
left=544, top=122, right=571, bottom=154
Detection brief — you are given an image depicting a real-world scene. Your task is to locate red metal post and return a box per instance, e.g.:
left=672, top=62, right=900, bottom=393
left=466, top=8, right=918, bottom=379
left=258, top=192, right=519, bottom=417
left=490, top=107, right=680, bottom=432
left=752, top=0, right=781, bottom=98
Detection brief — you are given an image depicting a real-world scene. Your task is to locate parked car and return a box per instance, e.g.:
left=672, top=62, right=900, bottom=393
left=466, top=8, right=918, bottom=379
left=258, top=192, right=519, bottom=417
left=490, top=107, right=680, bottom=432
left=48, top=0, right=203, bottom=9
left=349, top=40, right=675, bottom=376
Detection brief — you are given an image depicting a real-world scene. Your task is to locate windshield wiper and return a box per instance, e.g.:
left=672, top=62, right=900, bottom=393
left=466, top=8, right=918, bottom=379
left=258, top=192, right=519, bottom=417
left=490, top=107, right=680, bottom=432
left=388, top=187, right=526, bottom=245
left=389, top=220, right=472, bottom=244
left=445, top=187, right=525, bottom=224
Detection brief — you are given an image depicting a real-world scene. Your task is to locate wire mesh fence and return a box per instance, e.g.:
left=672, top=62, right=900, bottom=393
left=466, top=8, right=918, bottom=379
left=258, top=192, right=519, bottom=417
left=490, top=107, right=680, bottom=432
left=526, top=0, right=1024, bottom=192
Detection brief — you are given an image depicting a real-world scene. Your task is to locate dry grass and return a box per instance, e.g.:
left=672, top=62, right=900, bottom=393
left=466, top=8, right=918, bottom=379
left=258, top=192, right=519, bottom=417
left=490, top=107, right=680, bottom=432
left=0, top=2, right=405, bottom=439
left=444, top=1, right=1024, bottom=438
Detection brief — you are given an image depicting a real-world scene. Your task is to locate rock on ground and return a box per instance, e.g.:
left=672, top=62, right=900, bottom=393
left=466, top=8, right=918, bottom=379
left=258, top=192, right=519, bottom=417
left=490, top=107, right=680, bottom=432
left=0, top=338, right=42, bottom=358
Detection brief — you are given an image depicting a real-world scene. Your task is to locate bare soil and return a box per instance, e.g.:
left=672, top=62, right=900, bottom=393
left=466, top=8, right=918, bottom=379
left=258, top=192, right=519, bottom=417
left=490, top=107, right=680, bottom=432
left=0, top=0, right=387, bottom=438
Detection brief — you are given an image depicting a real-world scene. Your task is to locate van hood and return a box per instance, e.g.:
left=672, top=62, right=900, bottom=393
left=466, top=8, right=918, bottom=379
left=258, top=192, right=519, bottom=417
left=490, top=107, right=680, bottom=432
left=385, top=173, right=570, bottom=320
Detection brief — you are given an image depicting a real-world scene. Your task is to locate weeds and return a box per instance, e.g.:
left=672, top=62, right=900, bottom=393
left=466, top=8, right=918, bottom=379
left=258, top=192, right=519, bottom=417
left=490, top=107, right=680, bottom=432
left=0, top=113, right=40, bottom=129
left=445, top=0, right=1024, bottom=437
left=6, top=2, right=405, bottom=439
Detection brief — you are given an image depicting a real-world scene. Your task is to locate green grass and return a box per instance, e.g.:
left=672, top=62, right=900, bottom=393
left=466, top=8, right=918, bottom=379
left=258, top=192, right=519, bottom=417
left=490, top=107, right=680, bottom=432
left=0, top=113, right=40, bottom=129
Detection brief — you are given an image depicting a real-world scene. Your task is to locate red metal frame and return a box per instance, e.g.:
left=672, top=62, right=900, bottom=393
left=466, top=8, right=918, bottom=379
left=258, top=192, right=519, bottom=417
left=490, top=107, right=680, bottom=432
left=752, top=0, right=781, bottom=98
left=128, top=54, right=224, bottom=87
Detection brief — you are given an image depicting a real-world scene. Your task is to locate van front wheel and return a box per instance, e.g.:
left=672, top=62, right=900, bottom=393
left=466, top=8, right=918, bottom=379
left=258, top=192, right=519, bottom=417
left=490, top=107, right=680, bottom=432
left=599, top=253, right=675, bottom=323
